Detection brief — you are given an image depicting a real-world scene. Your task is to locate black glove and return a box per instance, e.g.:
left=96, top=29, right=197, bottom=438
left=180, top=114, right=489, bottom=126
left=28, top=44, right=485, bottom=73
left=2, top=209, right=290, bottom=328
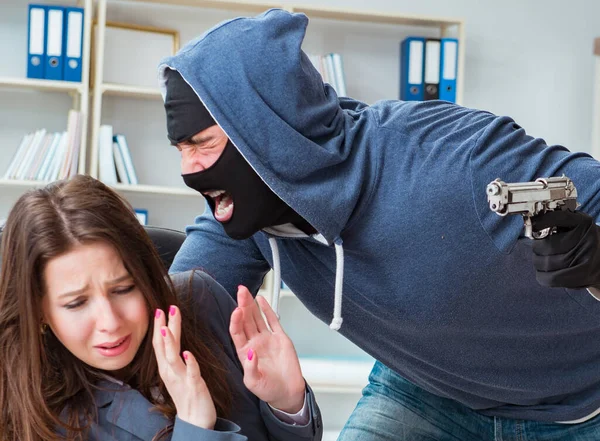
left=531, top=210, right=600, bottom=289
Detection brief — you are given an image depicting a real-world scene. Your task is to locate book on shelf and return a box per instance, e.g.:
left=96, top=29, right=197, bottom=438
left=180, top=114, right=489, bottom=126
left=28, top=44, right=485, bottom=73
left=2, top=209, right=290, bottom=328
left=96, top=128, right=138, bottom=186
left=308, top=52, right=347, bottom=97
left=2, top=110, right=82, bottom=182
left=114, top=134, right=138, bottom=185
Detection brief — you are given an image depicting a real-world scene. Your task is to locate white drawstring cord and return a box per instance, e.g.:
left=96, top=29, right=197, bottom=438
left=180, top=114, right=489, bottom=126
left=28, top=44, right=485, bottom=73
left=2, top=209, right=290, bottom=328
left=268, top=237, right=281, bottom=317
left=267, top=235, right=344, bottom=331
left=330, top=238, right=344, bottom=330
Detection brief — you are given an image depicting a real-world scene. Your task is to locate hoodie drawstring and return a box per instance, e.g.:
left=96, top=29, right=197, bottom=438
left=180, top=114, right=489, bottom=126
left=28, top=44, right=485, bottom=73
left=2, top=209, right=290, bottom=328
left=330, top=238, right=344, bottom=330
left=268, top=237, right=281, bottom=317
left=268, top=236, right=344, bottom=331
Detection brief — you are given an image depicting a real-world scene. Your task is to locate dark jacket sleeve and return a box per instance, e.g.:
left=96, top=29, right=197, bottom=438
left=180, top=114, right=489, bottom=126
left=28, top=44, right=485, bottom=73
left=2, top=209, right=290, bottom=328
left=172, top=416, right=247, bottom=441
left=171, top=270, right=323, bottom=441
left=169, top=212, right=271, bottom=299
left=259, top=385, right=323, bottom=441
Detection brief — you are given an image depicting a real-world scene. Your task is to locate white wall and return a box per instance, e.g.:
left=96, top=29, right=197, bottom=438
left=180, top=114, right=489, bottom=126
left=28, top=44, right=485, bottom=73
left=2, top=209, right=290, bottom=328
left=281, top=0, right=600, bottom=152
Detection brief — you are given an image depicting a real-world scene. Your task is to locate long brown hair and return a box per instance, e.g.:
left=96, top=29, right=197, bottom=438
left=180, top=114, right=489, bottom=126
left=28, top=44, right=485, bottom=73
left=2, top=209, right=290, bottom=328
left=0, top=175, right=231, bottom=441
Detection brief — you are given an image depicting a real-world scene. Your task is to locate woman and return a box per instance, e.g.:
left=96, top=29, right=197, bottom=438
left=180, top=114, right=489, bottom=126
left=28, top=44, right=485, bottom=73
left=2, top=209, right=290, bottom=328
left=0, top=175, right=322, bottom=441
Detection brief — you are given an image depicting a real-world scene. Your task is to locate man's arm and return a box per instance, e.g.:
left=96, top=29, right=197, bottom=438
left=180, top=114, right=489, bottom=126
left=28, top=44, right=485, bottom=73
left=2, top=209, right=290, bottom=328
left=170, top=212, right=270, bottom=298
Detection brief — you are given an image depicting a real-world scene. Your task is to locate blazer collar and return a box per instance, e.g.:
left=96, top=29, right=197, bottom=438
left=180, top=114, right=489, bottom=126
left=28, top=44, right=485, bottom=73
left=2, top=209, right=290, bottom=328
left=94, top=380, right=169, bottom=440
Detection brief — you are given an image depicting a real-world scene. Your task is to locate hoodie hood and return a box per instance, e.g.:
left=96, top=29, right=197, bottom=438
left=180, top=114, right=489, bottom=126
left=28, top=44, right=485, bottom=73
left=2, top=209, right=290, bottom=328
left=158, top=8, right=365, bottom=244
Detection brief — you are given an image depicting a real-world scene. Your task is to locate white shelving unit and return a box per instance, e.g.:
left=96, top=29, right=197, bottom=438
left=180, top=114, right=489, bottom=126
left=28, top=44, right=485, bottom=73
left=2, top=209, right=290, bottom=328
left=0, top=0, right=93, bottom=210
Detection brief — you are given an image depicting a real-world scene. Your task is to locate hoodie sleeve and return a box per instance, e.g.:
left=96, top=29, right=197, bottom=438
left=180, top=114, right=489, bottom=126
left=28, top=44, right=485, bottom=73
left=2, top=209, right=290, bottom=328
left=172, top=270, right=323, bottom=441
left=469, top=114, right=600, bottom=254
left=169, top=211, right=271, bottom=299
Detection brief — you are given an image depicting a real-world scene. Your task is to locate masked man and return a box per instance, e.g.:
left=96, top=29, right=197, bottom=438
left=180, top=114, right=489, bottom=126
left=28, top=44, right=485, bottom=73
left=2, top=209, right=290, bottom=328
left=159, top=9, right=600, bottom=440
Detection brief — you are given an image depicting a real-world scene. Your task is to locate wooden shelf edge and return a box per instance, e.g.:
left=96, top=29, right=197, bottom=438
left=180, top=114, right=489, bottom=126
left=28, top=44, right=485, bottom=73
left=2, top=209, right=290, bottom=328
left=130, top=0, right=282, bottom=13
left=0, top=178, right=51, bottom=189
left=292, top=6, right=463, bottom=27
left=101, top=82, right=162, bottom=99
left=111, top=182, right=198, bottom=196
left=299, top=357, right=373, bottom=392
left=0, top=77, right=83, bottom=93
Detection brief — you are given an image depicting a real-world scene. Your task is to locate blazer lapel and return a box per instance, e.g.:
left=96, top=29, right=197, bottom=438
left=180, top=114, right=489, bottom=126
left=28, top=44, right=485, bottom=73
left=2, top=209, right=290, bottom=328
left=96, top=382, right=170, bottom=441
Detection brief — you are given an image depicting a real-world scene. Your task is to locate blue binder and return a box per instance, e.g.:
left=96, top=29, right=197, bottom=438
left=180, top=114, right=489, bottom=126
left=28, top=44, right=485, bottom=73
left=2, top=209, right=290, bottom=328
left=64, top=7, right=84, bottom=82
left=27, top=4, right=47, bottom=79
left=44, top=6, right=65, bottom=80
left=440, top=38, right=459, bottom=103
left=423, top=38, right=441, bottom=101
left=400, top=37, right=425, bottom=101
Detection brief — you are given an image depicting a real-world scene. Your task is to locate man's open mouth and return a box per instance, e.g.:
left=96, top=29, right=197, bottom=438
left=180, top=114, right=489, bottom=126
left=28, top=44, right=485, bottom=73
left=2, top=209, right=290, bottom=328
left=203, top=190, right=234, bottom=222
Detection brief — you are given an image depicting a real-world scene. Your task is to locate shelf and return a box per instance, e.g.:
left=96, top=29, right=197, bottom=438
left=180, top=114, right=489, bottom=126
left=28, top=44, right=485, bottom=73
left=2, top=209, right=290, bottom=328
left=290, top=6, right=463, bottom=27
left=0, top=77, right=84, bottom=94
left=299, top=357, right=374, bottom=393
left=111, top=182, right=198, bottom=196
left=101, top=82, right=162, bottom=99
left=0, top=178, right=51, bottom=189
left=131, top=0, right=283, bottom=13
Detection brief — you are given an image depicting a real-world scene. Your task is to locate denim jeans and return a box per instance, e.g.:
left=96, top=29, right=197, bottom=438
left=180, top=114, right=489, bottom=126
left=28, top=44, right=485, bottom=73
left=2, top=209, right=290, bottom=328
left=338, top=361, right=600, bottom=441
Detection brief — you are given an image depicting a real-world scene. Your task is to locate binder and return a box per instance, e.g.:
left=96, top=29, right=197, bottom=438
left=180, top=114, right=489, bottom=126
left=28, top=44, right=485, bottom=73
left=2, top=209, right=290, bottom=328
left=423, top=38, right=441, bottom=101
left=440, top=38, right=459, bottom=103
left=64, top=7, right=84, bottom=82
left=27, top=4, right=46, bottom=79
left=44, top=6, right=65, bottom=80
left=400, top=37, right=425, bottom=101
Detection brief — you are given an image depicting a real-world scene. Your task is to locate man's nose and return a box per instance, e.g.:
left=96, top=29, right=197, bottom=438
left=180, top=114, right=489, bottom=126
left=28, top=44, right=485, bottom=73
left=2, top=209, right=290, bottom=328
left=181, top=155, right=206, bottom=174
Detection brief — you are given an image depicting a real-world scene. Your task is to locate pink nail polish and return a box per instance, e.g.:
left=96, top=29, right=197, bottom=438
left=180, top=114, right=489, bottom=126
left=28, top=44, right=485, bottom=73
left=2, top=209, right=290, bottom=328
left=247, top=348, right=254, bottom=361
left=161, top=328, right=166, bottom=337
left=155, top=309, right=161, bottom=318
left=169, top=306, right=176, bottom=316
left=183, top=352, right=189, bottom=360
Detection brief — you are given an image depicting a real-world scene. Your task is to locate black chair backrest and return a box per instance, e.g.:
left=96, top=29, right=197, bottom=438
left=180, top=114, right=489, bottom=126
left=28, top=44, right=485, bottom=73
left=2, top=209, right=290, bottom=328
left=144, top=226, right=186, bottom=271
left=0, top=225, right=185, bottom=272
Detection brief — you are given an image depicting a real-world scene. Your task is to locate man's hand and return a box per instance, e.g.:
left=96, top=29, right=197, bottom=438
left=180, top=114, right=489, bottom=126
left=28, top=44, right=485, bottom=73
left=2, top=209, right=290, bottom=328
left=229, top=286, right=306, bottom=414
left=531, top=210, right=600, bottom=289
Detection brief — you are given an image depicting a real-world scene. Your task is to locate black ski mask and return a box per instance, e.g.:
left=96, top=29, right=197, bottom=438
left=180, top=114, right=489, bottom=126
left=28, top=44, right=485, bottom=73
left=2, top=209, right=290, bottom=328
left=164, top=69, right=315, bottom=240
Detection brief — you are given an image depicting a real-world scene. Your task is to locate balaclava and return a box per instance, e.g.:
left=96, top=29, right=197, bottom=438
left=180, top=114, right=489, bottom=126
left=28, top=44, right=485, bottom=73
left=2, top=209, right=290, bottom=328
left=164, top=70, right=315, bottom=240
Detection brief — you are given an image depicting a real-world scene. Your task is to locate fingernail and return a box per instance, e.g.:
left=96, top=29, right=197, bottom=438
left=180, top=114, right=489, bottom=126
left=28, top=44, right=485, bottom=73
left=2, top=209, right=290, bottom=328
left=183, top=352, right=189, bottom=360
left=169, top=305, right=176, bottom=316
left=161, top=328, right=166, bottom=337
left=238, top=285, right=243, bottom=290
left=155, top=309, right=161, bottom=319
left=247, top=348, right=254, bottom=361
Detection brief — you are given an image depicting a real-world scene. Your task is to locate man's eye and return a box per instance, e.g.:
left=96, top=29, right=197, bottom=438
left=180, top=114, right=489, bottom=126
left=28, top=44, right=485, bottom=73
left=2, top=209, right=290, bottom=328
left=114, top=285, right=135, bottom=295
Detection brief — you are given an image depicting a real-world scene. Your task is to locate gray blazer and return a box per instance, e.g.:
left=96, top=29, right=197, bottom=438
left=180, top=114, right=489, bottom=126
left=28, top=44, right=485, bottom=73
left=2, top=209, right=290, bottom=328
left=72, top=271, right=323, bottom=441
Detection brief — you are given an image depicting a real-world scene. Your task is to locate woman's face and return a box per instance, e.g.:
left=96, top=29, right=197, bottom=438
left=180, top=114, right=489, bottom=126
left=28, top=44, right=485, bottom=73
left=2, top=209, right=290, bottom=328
left=41, top=241, right=149, bottom=373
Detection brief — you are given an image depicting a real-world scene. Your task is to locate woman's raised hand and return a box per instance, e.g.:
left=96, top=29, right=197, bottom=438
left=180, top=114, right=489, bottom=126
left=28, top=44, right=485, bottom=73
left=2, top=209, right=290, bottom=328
left=153, top=306, right=217, bottom=429
left=229, top=286, right=306, bottom=413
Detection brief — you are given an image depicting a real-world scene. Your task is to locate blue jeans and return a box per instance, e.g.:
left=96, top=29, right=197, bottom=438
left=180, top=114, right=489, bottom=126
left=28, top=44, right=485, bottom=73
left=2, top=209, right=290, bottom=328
left=338, top=361, right=600, bottom=441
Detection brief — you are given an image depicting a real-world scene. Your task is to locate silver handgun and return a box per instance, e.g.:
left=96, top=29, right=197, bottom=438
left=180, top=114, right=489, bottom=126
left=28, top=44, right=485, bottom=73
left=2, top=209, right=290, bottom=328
left=486, top=176, right=579, bottom=239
